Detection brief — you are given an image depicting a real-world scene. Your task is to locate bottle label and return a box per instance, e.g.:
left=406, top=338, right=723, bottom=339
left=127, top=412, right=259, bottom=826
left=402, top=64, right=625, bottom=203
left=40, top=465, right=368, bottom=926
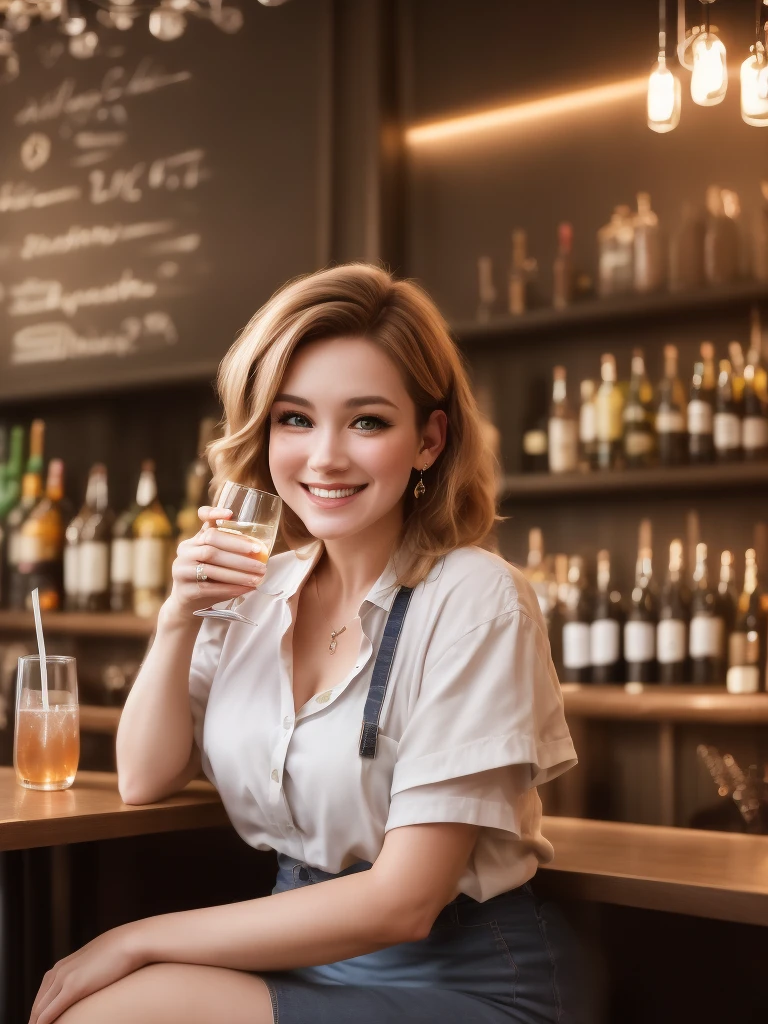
left=596, top=399, right=622, bottom=442
left=78, top=541, right=109, bottom=595
left=590, top=618, right=620, bottom=666
left=624, top=431, right=654, bottom=456
left=548, top=419, right=578, bottom=473
left=16, top=533, right=43, bottom=566
left=728, top=630, right=759, bottom=666
left=563, top=622, right=591, bottom=669
left=655, top=410, right=685, bottom=434
left=687, top=400, right=713, bottom=436
left=64, top=545, right=79, bottom=597
left=742, top=415, right=768, bottom=451
left=657, top=619, right=687, bottom=663
left=689, top=615, right=724, bottom=658
left=624, top=620, right=655, bottom=662
left=726, top=665, right=759, bottom=694
left=579, top=403, right=596, bottom=444
left=111, top=538, right=133, bottom=585
left=713, top=412, right=741, bottom=450
left=133, top=537, right=167, bottom=589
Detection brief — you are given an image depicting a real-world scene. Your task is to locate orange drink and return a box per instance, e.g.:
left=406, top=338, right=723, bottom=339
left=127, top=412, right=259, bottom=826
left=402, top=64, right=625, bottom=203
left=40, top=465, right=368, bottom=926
left=14, top=656, right=80, bottom=791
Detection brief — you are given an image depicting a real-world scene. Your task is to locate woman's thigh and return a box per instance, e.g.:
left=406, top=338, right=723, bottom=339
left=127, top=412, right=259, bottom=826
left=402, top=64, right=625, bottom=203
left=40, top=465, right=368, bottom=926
left=55, top=962, right=275, bottom=1024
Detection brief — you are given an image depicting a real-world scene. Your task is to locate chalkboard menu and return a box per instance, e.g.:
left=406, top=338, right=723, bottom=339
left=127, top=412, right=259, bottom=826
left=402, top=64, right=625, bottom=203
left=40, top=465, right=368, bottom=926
left=0, top=3, right=328, bottom=400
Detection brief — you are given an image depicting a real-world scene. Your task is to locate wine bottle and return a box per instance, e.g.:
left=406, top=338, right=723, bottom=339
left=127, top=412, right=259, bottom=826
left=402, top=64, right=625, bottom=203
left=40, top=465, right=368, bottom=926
left=595, top=353, right=624, bottom=470
left=624, top=519, right=658, bottom=683
left=687, top=360, right=714, bottom=464
left=633, top=191, right=664, bottom=293
left=597, top=205, right=635, bottom=297
left=741, top=363, right=768, bottom=461
left=717, top=550, right=739, bottom=636
left=0, top=426, right=24, bottom=608
left=689, top=543, right=725, bottom=685
left=131, top=460, right=173, bottom=618
left=16, top=457, right=66, bottom=612
left=727, top=548, right=767, bottom=694
left=6, top=420, right=45, bottom=611
left=704, top=185, right=740, bottom=286
left=714, top=359, right=742, bottom=463
left=748, top=307, right=767, bottom=402
left=590, top=549, right=624, bottom=683
left=578, top=379, right=598, bottom=471
left=656, top=344, right=687, bottom=466
left=522, top=527, right=553, bottom=619
left=64, top=469, right=97, bottom=611
left=508, top=229, right=536, bottom=315
left=547, top=366, right=578, bottom=473
left=552, top=222, right=574, bottom=310
left=622, top=348, right=655, bottom=468
left=699, top=341, right=717, bottom=403
left=79, top=465, right=115, bottom=612
left=177, top=416, right=218, bottom=543
left=657, top=539, right=690, bottom=684
left=547, top=553, right=569, bottom=680
left=728, top=341, right=746, bottom=415
left=561, top=556, right=592, bottom=684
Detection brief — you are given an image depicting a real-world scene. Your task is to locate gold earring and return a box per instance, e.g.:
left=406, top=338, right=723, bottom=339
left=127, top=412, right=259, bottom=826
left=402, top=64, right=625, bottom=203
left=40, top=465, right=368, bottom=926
left=414, top=462, right=429, bottom=499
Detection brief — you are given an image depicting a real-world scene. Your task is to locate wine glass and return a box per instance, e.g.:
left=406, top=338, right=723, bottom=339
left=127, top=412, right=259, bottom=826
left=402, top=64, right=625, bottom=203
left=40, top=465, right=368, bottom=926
left=193, top=481, right=282, bottom=625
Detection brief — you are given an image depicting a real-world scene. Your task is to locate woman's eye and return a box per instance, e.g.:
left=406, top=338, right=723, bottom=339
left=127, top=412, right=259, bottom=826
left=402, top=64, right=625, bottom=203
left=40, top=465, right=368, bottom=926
left=275, top=411, right=390, bottom=432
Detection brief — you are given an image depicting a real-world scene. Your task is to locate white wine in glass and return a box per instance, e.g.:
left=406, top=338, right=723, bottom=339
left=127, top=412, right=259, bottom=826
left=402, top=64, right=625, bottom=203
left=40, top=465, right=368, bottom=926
left=193, top=481, right=282, bottom=625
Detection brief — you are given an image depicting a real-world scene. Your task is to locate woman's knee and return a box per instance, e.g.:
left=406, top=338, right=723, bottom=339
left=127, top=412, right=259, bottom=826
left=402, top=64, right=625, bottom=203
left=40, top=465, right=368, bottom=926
left=54, top=962, right=275, bottom=1024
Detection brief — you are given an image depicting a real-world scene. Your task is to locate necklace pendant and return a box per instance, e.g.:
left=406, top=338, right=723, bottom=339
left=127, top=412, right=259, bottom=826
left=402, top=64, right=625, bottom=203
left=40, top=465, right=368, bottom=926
left=329, top=638, right=337, bottom=654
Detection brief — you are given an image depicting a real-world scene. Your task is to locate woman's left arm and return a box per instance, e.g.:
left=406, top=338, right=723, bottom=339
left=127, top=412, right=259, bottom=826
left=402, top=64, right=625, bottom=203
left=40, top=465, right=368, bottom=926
left=30, top=821, right=478, bottom=1024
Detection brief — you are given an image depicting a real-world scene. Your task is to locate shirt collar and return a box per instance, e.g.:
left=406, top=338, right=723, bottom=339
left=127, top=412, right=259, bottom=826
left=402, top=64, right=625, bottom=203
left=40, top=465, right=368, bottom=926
left=258, top=537, right=406, bottom=612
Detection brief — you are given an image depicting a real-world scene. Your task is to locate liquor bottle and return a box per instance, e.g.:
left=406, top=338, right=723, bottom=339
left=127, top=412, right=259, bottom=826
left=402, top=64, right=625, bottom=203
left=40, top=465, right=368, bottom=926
left=64, top=469, right=97, bottom=611
left=656, top=344, right=687, bottom=466
left=704, top=185, right=740, bottom=286
left=547, top=367, right=578, bottom=474
left=595, top=353, right=624, bottom=470
left=728, top=341, right=746, bottom=413
left=741, top=363, right=768, bottom=461
left=6, top=420, right=45, bottom=611
left=687, top=360, right=714, bottom=464
left=747, top=307, right=767, bottom=402
left=521, top=378, right=549, bottom=473
left=522, top=527, right=553, bottom=619
left=552, top=222, right=574, bottom=310
left=713, top=359, right=742, bottom=462
left=78, top=465, right=115, bottom=611
left=669, top=201, right=706, bottom=292
left=633, top=191, right=664, bottom=293
left=110, top=490, right=139, bottom=614
left=590, top=549, right=624, bottom=683
left=689, top=543, right=725, bottom=684
left=561, top=556, right=592, bottom=683
left=508, top=229, right=537, bottom=315
left=597, top=205, right=635, bottom=297
left=717, top=550, right=739, bottom=636
left=0, top=425, right=24, bottom=608
left=131, top=460, right=173, bottom=618
left=622, top=348, right=655, bottom=468
left=624, top=519, right=658, bottom=683
left=727, top=548, right=767, bottom=694
left=15, top=457, right=67, bottom=612
left=475, top=256, right=497, bottom=323
left=657, top=539, right=690, bottom=684
left=699, top=341, right=717, bottom=403
left=578, top=379, right=598, bottom=471
left=176, top=417, right=218, bottom=543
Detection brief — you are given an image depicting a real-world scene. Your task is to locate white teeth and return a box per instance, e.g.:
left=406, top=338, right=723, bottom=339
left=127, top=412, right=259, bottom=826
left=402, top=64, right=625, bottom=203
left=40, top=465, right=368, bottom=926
left=307, top=485, right=364, bottom=499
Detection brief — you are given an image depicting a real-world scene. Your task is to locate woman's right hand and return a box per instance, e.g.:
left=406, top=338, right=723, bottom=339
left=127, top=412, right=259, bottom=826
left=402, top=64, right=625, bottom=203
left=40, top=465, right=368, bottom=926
left=164, top=506, right=269, bottom=621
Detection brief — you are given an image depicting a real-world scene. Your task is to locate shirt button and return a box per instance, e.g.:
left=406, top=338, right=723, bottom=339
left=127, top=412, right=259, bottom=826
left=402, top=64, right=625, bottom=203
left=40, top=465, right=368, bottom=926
left=283, top=716, right=293, bottom=729
left=271, top=769, right=280, bottom=783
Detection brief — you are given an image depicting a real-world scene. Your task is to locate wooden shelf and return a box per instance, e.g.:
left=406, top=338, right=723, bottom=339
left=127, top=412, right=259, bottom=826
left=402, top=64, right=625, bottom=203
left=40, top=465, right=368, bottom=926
left=562, top=684, right=768, bottom=724
left=0, top=611, right=156, bottom=638
left=453, top=280, right=768, bottom=343
left=499, top=460, right=768, bottom=502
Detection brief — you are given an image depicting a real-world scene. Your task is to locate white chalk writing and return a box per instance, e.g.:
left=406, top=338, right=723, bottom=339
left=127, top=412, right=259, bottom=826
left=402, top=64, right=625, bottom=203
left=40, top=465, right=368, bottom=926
left=0, top=181, right=81, bottom=212
left=11, top=312, right=178, bottom=364
left=9, top=271, right=158, bottom=318
left=20, top=220, right=174, bottom=260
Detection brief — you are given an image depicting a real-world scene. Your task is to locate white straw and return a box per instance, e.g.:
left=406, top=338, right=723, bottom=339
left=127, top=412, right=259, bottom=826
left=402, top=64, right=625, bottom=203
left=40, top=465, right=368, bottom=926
left=31, top=588, right=49, bottom=712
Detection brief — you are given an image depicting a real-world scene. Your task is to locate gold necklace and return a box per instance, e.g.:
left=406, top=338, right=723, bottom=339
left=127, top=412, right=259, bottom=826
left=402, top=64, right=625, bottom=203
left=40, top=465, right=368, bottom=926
left=313, top=572, right=353, bottom=655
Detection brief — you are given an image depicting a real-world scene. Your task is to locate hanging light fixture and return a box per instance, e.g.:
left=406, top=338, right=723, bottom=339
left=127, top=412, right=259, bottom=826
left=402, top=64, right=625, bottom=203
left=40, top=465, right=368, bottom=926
left=741, top=0, right=768, bottom=126
left=648, top=0, right=681, bottom=132
left=61, top=0, right=87, bottom=35
left=690, top=0, right=728, bottom=106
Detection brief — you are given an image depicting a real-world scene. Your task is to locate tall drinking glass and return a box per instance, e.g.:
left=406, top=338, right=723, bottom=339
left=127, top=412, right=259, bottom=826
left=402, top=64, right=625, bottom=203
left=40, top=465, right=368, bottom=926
left=193, top=481, right=282, bottom=625
left=14, top=656, right=80, bottom=791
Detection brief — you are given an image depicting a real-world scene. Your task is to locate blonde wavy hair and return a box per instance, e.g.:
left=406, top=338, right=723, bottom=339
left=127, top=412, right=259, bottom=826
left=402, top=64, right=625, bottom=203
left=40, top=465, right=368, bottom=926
left=207, top=262, right=506, bottom=590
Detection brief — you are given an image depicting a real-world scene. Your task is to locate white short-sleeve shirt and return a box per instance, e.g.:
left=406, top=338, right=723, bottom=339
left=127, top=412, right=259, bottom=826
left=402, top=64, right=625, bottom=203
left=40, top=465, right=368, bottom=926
left=188, top=538, right=578, bottom=902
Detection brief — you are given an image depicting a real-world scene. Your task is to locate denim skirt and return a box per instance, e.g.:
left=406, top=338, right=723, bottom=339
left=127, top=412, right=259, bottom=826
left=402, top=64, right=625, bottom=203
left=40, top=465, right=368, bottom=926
left=258, top=853, right=597, bottom=1024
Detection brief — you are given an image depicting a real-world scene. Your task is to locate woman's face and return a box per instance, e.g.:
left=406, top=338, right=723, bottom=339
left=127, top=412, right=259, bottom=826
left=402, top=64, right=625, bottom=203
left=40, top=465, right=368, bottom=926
left=268, top=336, right=442, bottom=542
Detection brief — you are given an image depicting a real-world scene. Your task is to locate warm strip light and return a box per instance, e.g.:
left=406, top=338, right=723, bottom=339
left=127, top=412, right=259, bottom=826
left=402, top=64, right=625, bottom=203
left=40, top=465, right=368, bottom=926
left=406, top=76, right=649, bottom=146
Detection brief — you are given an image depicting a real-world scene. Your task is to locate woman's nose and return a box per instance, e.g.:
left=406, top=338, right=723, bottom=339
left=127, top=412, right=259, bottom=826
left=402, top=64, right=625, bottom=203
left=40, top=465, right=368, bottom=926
left=307, top=427, right=350, bottom=470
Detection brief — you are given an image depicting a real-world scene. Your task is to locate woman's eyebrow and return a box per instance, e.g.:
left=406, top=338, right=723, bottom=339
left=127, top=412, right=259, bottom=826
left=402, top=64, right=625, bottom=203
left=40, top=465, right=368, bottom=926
left=273, top=393, right=399, bottom=410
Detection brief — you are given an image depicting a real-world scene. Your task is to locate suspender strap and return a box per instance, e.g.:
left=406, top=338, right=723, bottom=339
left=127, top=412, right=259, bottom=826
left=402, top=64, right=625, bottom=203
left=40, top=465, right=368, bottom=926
left=358, top=585, right=414, bottom=759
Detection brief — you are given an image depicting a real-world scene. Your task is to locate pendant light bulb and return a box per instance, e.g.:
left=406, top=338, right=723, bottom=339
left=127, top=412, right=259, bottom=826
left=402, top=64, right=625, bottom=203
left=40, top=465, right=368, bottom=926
left=741, top=40, right=768, bottom=126
left=690, top=31, right=728, bottom=105
left=648, top=52, right=681, bottom=132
